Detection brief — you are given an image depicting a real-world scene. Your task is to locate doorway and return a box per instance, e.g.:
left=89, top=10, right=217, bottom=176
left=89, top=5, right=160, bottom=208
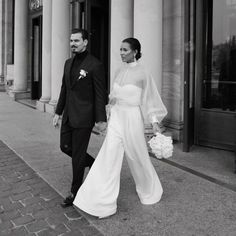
left=31, top=16, right=42, bottom=100
left=195, top=0, right=236, bottom=151
left=70, top=0, right=109, bottom=90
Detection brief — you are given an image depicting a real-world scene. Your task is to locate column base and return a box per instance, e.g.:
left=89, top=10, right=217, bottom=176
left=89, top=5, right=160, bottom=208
left=36, top=97, right=51, bottom=112
left=45, top=100, right=57, bottom=114
left=0, top=82, right=5, bottom=92
left=36, top=100, right=46, bottom=112
left=8, top=90, right=30, bottom=101
left=163, top=119, right=184, bottom=141
left=40, top=97, right=50, bottom=103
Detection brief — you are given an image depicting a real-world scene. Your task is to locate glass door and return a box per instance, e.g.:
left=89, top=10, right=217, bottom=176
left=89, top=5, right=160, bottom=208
left=195, top=0, right=236, bottom=150
left=31, top=16, right=42, bottom=100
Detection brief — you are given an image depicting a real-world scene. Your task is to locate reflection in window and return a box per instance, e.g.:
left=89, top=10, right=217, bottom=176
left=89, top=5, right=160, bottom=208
left=203, top=0, right=236, bottom=111
left=70, top=0, right=85, bottom=30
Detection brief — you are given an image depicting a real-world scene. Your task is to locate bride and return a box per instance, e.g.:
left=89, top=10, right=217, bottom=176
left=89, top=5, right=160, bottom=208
left=73, top=37, right=167, bottom=218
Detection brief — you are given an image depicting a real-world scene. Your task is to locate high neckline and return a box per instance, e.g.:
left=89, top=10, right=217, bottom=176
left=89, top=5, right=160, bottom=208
left=74, top=50, right=88, bottom=59
left=125, top=61, right=138, bottom=67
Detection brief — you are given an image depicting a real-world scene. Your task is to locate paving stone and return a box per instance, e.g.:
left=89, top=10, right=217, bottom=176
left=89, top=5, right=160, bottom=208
left=0, top=185, right=12, bottom=192
left=0, top=190, right=13, bottom=198
left=80, top=226, right=104, bottom=236
left=40, top=197, right=63, bottom=210
left=5, top=177, right=22, bottom=184
left=0, top=141, right=104, bottom=236
left=65, top=210, right=82, bottom=220
left=23, top=178, right=42, bottom=186
left=12, top=215, right=35, bottom=226
left=0, top=221, right=14, bottom=231
left=12, top=184, right=31, bottom=194
left=30, top=182, right=50, bottom=190
left=46, top=214, right=69, bottom=226
left=32, top=209, right=52, bottom=220
left=38, top=191, right=59, bottom=202
left=2, top=201, right=24, bottom=212
left=64, top=230, right=84, bottom=236
left=19, top=203, right=44, bottom=215
left=1, top=226, right=29, bottom=236
left=65, top=217, right=90, bottom=230
left=51, top=205, right=75, bottom=215
left=26, top=219, right=50, bottom=233
left=21, top=196, right=44, bottom=206
left=1, top=197, right=13, bottom=206
left=0, top=209, right=22, bottom=221
left=50, top=223, right=69, bottom=235
left=10, top=191, right=33, bottom=201
left=37, top=228, right=58, bottom=236
left=18, top=174, right=38, bottom=181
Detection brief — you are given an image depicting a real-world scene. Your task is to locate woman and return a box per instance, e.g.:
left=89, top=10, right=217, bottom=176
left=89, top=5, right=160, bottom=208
left=73, top=38, right=167, bottom=218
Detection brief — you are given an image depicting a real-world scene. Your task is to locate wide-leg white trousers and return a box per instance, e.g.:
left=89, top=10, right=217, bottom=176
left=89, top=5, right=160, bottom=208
left=73, top=104, right=163, bottom=217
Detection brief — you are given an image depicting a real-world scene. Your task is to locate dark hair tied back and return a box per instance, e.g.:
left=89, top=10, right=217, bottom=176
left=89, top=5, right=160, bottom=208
left=122, top=37, right=142, bottom=60
left=71, top=28, right=89, bottom=41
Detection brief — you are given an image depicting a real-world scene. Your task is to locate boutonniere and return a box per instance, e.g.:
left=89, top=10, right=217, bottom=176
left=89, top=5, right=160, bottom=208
left=77, top=69, right=88, bottom=81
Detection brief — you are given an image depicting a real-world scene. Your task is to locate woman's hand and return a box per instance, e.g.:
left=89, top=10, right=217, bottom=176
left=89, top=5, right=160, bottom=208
left=152, top=122, right=161, bottom=134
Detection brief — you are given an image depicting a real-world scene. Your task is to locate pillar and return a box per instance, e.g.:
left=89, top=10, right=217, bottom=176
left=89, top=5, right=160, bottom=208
left=0, top=0, right=4, bottom=89
left=13, top=0, right=28, bottom=92
left=49, top=0, right=70, bottom=108
left=134, top=0, right=163, bottom=92
left=40, top=0, right=52, bottom=103
left=110, top=0, right=133, bottom=87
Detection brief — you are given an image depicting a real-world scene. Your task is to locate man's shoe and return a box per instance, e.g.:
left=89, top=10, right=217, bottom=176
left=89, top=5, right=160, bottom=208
left=61, top=193, right=75, bottom=208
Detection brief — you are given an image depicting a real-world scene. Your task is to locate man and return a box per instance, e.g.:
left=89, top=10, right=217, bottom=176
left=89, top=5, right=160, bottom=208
left=53, top=29, right=107, bottom=207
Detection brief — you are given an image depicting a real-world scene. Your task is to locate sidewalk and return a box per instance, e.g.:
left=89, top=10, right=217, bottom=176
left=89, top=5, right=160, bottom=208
left=0, top=140, right=103, bottom=236
left=1, top=92, right=236, bottom=236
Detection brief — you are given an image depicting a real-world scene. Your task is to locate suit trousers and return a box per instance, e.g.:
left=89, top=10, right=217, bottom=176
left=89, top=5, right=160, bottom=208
left=60, top=122, right=94, bottom=195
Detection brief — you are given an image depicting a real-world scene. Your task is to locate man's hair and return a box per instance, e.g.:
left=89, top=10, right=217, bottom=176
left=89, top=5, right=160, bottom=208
left=71, top=28, right=89, bottom=41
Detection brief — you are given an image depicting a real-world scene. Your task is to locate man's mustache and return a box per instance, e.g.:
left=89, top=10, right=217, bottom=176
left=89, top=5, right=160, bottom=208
left=71, top=46, right=77, bottom=49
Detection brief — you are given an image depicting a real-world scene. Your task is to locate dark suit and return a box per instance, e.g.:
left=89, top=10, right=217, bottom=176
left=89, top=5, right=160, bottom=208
left=55, top=50, right=107, bottom=195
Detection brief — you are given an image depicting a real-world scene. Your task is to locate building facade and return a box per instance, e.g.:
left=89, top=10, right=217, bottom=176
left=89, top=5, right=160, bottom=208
left=0, top=0, right=235, bottom=152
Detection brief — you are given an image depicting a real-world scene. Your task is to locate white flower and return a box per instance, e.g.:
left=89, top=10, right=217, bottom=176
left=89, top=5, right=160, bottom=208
left=148, top=133, right=173, bottom=159
left=77, top=69, right=88, bottom=80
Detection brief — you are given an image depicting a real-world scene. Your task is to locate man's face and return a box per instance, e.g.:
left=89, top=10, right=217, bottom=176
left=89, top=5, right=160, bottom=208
left=70, top=33, right=88, bottom=54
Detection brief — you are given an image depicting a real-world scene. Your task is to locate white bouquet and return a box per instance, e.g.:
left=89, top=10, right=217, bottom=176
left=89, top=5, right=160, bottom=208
left=148, top=132, right=173, bottom=159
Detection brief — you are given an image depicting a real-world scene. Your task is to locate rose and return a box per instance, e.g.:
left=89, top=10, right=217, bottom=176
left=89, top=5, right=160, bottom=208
left=148, top=133, right=173, bottom=159
left=77, top=69, right=88, bottom=81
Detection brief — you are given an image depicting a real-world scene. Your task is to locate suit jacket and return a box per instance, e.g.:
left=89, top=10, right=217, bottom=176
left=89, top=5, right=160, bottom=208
left=55, top=53, right=107, bottom=128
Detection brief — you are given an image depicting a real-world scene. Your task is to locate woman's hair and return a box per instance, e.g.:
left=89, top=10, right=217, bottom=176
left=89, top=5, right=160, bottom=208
left=122, top=37, right=142, bottom=60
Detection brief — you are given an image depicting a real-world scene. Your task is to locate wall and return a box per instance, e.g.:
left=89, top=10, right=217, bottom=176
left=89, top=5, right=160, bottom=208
left=162, top=0, right=184, bottom=140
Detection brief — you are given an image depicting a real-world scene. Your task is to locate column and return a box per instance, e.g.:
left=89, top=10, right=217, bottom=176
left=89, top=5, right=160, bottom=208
left=0, top=0, right=4, bottom=88
left=49, top=0, right=70, bottom=108
left=110, top=0, right=133, bottom=87
left=134, top=0, right=163, bottom=92
left=40, top=0, right=52, bottom=103
left=13, top=0, right=28, bottom=92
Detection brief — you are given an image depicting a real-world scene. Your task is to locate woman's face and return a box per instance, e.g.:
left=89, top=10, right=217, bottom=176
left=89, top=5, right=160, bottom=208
left=120, top=42, right=136, bottom=63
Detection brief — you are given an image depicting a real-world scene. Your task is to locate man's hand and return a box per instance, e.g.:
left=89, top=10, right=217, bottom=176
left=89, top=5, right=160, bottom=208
left=53, top=114, right=60, bottom=128
left=95, top=121, right=107, bottom=133
left=152, top=122, right=161, bottom=134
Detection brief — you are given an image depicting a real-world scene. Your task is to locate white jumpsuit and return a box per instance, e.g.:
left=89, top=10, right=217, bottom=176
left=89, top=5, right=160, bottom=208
left=73, top=62, right=167, bottom=218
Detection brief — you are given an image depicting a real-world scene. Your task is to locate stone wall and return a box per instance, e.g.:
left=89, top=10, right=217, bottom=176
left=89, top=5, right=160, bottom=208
left=162, top=0, right=184, bottom=140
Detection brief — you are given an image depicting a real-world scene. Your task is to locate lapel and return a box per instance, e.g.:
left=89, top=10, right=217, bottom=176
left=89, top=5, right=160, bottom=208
left=70, top=54, right=93, bottom=89
left=65, top=57, right=74, bottom=88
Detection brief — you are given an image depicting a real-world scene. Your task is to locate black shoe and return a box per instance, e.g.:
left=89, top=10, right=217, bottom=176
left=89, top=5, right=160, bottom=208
left=60, top=193, right=75, bottom=208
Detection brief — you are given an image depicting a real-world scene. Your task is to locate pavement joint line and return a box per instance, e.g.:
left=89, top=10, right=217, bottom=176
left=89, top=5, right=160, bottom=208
left=149, top=152, right=236, bottom=193
left=0, top=139, right=66, bottom=198
left=0, top=139, right=105, bottom=236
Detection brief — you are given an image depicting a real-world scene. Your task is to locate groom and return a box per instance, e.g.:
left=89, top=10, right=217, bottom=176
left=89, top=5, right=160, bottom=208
left=53, top=28, right=107, bottom=207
